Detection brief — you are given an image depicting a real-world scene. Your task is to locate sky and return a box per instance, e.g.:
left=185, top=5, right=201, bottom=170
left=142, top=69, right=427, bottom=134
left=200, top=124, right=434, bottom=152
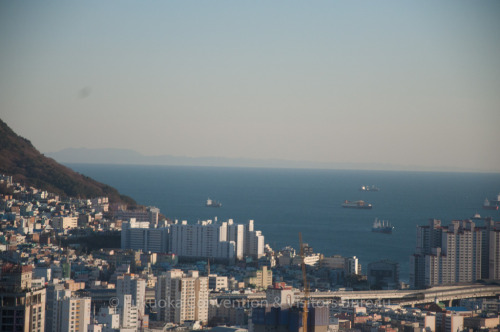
left=1, top=1, right=500, bottom=172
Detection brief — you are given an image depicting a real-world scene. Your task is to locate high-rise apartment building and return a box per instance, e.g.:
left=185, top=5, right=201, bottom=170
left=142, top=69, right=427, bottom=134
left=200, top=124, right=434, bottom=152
left=116, top=273, right=146, bottom=314
left=172, top=219, right=264, bottom=261
left=170, top=220, right=226, bottom=260
left=121, top=219, right=170, bottom=253
left=46, top=284, right=67, bottom=332
left=410, top=218, right=499, bottom=288
left=60, top=297, right=91, bottom=332
left=227, top=220, right=245, bottom=260
left=156, top=269, right=208, bottom=324
left=123, top=218, right=265, bottom=262
left=245, top=220, right=265, bottom=259
left=117, top=294, right=140, bottom=330
left=489, top=223, right=500, bottom=279
left=0, top=264, right=46, bottom=332
left=116, top=273, right=146, bottom=330
left=45, top=284, right=90, bottom=332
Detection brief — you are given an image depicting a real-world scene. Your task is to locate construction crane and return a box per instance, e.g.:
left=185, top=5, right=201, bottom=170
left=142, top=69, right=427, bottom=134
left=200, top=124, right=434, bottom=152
left=299, top=232, right=309, bottom=332
left=137, top=309, right=144, bottom=332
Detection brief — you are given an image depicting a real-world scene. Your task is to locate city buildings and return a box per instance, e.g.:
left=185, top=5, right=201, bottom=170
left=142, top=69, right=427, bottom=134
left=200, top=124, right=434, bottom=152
left=116, top=273, right=146, bottom=326
left=45, top=283, right=91, bottom=332
left=0, top=264, right=46, bottom=332
left=410, top=218, right=500, bottom=288
left=208, top=274, right=228, bottom=291
left=251, top=283, right=329, bottom=332
left=113, top=207, right=159, bottom=225
left=122, top=218, right=265, bottom=263
left=156, top=269, right=209, bottom=324
left=367, top=260, right=399, bottom=289
left=490, top=222, right=500, bottom=280
left=51, top=216, right=78, bottom=230
left=1, top=173, right=500, bottom=331
left=170, top=220, right=235, bottom=262
left=121, top=219, right=169, bottom=255
left=244, top=266, right=273, bottom=290
left=320, top=255, right=361, bottom=276
left=59, top=297, right=91, bottom=332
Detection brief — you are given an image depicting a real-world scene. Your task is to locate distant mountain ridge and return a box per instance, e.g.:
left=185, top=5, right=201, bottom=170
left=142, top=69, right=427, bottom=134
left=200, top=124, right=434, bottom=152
left=0, top=119, right=135, bottom=204
left=45, top=147, right=479, bottom=173
left=47, top=147, right=383, bottom=169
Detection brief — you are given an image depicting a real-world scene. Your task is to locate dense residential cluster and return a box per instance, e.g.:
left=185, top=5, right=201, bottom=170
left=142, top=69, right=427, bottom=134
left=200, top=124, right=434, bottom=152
left=250, top=283, right=500, bottom=332
left=122, top=218, right=265, bottom=263
left=410, top=218, right=500, bottom=288
left=1, top=173, right=500, bottom=331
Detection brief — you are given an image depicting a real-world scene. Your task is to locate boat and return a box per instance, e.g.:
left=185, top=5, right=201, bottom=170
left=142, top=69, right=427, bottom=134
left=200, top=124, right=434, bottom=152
left=483, top=197, right=499, bottom=210
left=470, top=213, right=485, bottom=220
left=206, top=198, right=222, bottom=208
left=360, top=185, right=380, bottom=192
left=372, top=218, right=393, bottom=234
left=342, top=200, right=372, bottom=209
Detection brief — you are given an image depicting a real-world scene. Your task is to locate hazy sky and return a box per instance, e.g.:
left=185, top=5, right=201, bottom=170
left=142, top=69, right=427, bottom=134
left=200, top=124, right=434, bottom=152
left=1, top=1, right=500, bottom=172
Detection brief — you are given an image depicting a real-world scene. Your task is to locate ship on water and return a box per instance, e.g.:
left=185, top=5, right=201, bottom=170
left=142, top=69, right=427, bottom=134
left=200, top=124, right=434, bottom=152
left=372, top=218, right=394, bottom=234
left=342, top=200, right=372, bottom=209
left=483, top=194, right=500, bottom=210
left=470, top=213, right=486, bottom=221
left=206, top=198, right=222, bottom=208
left=360, top=185, right=380, bottom=192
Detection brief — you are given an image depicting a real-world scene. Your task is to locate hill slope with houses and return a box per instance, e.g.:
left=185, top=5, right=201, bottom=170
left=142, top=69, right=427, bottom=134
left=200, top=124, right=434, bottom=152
left=0, top=119, right=135, bottom=205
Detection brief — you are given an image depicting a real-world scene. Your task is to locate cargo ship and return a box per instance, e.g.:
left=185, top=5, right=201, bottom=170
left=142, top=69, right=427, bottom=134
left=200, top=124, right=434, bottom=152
left=342, top=200, right=372, bottom=209
left=360, top=185, right=380, bottom=192
left=372, top=218, right=393, bottom=234
left=483, top=195, right=500, bottom=210
left=206, top=198, right=222, bottom=207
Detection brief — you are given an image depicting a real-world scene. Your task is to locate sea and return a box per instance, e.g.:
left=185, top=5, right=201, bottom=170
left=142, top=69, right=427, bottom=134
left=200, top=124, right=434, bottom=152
left=67, top=163, right=500, bottom=282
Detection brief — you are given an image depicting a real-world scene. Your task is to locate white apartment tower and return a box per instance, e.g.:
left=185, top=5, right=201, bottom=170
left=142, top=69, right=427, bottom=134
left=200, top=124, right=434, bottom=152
left=122, top=218, right=265, bottom=262
left=121, top=219, right=169, bottom=253
left=246, top=220, right=265, bottom=259
left=346, top=256, right=360, bottom=275
left=117, top=294, right=140, bottom=330
left=170, top=219, right=238, bottom=262
left=170, top=220, right=225, bottom=259
left=46, top=284, right=91, bottom=332
left=60, top=297, right=91, bottom=332
left=227, top=219, right=245, bottom=260
left=116, top=273, right=146, bottom=315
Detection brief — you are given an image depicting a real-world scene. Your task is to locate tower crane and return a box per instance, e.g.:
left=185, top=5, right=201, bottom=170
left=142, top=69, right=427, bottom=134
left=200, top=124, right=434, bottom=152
left=299, top=232, right=309, bottom=332
left=137, top=309, right=144, bottom=332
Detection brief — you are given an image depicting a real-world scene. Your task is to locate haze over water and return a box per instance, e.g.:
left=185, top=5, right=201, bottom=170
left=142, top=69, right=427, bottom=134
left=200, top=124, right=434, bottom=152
left=68, top=163, right=500, bottom=282
left=2, top=2, right=500, bottom=173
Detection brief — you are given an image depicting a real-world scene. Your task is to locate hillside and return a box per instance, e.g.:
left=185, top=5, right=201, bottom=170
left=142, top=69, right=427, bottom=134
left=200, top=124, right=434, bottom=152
left=0, top=119, right=136, bottom=204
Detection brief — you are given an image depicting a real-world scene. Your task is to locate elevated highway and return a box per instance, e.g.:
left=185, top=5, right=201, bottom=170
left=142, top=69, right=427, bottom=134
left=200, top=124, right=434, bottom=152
left=214, top=283, right=500, bottom=306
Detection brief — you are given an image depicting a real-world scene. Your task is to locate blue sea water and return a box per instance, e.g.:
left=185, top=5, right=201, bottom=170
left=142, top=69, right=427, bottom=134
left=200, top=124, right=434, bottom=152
left=68, top=164, right=500, bottom=282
